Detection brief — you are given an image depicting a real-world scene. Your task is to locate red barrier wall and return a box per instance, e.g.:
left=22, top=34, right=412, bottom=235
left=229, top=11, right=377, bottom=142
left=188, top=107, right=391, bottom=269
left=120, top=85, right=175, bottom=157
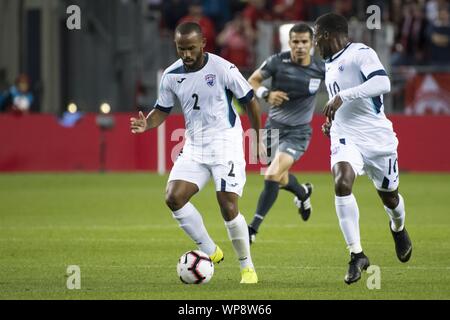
left=0, top=113, right=449, bottom=172
left=0, top=113, right=157, bottom=172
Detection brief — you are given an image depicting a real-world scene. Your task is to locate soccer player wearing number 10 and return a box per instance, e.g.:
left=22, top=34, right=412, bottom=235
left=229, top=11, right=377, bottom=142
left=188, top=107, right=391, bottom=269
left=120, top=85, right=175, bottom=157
left=314, top=13, right=412, bottom=284
left=130, top=22, right=264, bottom=284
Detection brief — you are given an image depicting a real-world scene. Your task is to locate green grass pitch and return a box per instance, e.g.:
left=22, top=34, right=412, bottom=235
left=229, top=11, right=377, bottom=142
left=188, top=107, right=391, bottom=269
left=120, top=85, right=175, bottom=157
left=0, top=172, right=449, bottom=300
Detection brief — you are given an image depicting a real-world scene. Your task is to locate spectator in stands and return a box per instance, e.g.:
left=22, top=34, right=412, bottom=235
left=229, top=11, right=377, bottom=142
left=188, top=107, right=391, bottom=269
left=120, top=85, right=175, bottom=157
left=0, top=74, right=33, bottom=114
left=242, top=0, right=273, bottom=31
left=333, top=0, right=354, bottom=19
left=178, top=0, right=217, bottom=54
left=425, top=0, right=449, bottom=22
left=217, top=13, right=255, bottom=72
left=391, top=0, right=428, bottom=66
left=427, top=4, right=450, bottom=64
left=389, top=0, right=404, bottom=26
left=273, top=0, right=308, bottom=22
left=160, top=0, right=188, bottom=33
left=307, top=0, right=333, bottom=21
left=202, top=0, right=232, bottom=32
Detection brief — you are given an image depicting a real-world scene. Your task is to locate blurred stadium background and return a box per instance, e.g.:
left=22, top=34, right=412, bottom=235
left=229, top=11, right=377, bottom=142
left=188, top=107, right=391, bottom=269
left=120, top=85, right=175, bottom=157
left=0, top=0, right=449, bottom=172
left=0, top=0, right=449, bottom=300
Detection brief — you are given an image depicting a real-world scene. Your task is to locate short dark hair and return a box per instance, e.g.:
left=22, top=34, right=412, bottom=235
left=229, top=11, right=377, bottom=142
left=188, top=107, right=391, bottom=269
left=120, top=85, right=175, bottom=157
left=314, top=13, right=348, bottom=36
left=289, top=23, right=313, bottom=39
left=175, top=22, right=203, bottom=36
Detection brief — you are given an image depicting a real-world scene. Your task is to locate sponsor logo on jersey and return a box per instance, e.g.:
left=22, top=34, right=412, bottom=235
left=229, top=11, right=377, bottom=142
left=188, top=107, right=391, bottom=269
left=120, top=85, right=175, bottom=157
left=177, top=78, right=186, bottom=84
left=205, top=74, right=216, bottom=87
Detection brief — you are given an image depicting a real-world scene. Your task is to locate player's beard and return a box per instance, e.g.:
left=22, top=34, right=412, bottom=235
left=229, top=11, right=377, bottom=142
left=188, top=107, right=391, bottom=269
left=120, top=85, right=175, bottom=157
left=319, top=45, right=332, bottom=60
left=183, top=52, right=204, bottom=71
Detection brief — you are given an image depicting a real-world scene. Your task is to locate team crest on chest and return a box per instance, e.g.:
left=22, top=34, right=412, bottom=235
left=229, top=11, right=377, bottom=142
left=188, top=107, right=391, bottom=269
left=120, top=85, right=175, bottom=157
left=338, top=60, right=345, bottom=72
left=205, top=74, right=216, bottom=87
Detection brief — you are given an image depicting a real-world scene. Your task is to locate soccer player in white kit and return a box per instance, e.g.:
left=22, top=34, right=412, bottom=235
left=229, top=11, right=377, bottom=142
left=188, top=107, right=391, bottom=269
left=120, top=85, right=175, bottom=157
left=314, top=13, right=412, bottom=284
left=130, top=22, right=263, bottom=284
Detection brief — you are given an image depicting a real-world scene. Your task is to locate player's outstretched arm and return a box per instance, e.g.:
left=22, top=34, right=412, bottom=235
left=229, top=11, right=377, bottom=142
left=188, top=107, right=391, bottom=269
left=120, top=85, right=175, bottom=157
left=248, top=70, right=265, bottom=92
left=242, top=97, right=267, bottom=160
left=130, top=109, right=169, bottom=134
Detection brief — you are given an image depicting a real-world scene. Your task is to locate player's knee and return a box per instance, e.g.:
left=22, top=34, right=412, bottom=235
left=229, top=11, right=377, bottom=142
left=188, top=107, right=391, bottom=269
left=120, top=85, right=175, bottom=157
left=219, top=201, right=238, bottom=219
left=382, top=194, right=399, bottom=209
left=264, top=173, right=282, bottom=183
left=165, top=192, right=187, bottom=211
left=334, top=178, right=353, bottom=196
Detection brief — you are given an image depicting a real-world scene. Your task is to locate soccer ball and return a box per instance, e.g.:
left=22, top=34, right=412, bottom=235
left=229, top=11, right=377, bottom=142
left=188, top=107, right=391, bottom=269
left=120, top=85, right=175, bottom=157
left=177, top=250, right=214, bottom=284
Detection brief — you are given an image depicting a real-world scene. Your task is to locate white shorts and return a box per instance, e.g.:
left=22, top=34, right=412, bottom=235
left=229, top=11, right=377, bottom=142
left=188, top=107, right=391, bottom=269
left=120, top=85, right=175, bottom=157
left=330, top=137, right=400, bottom=192
left=168, top=152, right=246, bottom=197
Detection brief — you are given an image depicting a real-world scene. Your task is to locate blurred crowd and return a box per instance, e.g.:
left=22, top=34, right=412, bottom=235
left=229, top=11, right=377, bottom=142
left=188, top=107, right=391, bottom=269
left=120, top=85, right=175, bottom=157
left=0, top=74, right=34, bottom=115
left=1, top=0, right=449, bottom=115
left=149, top=0, right=450, bottom=71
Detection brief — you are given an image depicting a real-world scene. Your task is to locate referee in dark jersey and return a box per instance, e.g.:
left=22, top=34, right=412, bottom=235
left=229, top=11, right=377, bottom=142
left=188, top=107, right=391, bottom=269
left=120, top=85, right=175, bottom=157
left=248, top=23, right=325, bottom=244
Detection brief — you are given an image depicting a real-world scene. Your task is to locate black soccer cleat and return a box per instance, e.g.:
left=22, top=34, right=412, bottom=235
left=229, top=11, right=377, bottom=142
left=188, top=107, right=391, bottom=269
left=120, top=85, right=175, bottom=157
left=294, top=183, right=313, bottom=221
left=344, top=252, right=370, bottom=285
left=248, top=226, right=257, bottom=245
left=390, top=223, right=412, bottom=263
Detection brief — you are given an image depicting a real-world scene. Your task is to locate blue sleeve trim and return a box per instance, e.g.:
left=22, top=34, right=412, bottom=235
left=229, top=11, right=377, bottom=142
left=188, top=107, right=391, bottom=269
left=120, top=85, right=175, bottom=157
left=155, top=104, right=172, bottom=114
left=366, top=69, right=387, bottom=80
left=360, top=71, right=384, bottom=114
left=167, top=65, right=185, bottom=74
left=237, top=90, right=254, bottom=105
left=225, top=89, right=236, bottom=127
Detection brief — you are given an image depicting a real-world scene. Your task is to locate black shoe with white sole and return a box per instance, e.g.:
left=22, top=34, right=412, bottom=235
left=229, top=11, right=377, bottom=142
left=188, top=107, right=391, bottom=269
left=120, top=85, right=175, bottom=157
left=344, top=252, right=370, bottom=285
left=390, top=223, right=412, bottom=263
left=294, top=183, right=313, bottom=221
left=248, top=225, right=257, bottom=245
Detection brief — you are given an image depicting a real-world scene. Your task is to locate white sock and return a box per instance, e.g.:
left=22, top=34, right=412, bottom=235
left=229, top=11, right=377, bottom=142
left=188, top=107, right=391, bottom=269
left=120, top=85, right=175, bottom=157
left=225, top=213, right=254, bottom=270
left=384, top=194, right=406, bottom=232
left=335, top=194, right=362, bottom=254
left=172, top=202, right=216, bottom=256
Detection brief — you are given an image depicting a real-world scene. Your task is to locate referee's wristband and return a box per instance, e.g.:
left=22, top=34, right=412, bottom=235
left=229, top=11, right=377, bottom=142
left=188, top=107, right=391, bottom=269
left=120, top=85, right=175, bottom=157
left=256, top=86, right=270, bottom=99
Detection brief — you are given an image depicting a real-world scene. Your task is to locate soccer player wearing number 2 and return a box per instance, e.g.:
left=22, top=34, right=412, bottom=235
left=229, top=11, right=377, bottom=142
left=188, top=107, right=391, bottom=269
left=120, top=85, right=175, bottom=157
left=130, top=22, right=264, bottom=284
left=314, top=13, right=412, bottom=285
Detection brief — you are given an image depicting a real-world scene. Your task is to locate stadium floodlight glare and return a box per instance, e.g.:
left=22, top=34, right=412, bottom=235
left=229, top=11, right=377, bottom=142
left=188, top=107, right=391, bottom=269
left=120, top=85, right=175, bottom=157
left=67, top=103, right=78, bottom=114
left=100, top=103, right=111, bottom=114
left=96, top=103, right=115, bottom=172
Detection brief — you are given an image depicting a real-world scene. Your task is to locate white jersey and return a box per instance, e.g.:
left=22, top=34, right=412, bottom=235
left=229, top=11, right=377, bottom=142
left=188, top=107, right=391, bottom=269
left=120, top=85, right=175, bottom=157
left=325, top=42, right=398, bottom=148
left=156, top=53, right=253, bottom=164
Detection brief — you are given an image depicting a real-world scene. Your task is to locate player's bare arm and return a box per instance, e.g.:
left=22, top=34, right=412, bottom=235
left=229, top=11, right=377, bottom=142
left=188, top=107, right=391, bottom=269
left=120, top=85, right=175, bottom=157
left=241, top=97, right=266, bottom=160
left=321, top=118, right=331, bottom=138
left=248, top=70, right=289, bottom=107
left=130, top=109, right=169, bottom=134
left=322, top=94, right=343, bottom=121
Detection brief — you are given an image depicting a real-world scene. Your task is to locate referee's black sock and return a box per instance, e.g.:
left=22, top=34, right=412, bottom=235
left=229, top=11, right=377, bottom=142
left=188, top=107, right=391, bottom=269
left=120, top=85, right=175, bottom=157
left=281, top=174, right=307, bottom=200
left=249, top=180, right=279, bottom=232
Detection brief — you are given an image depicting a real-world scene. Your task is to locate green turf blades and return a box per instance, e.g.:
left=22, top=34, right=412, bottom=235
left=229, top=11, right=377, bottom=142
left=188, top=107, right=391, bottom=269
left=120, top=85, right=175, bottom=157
left=0, top=173, right=449, bottom=299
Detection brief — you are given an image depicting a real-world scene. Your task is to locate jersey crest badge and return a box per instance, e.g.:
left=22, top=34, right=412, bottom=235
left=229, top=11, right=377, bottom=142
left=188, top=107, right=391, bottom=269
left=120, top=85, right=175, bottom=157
left=309, top=78, right=321, bottom=94
left=338, top=60, right=345, bottom=72
left=205, top=74, right=216, bottom=87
